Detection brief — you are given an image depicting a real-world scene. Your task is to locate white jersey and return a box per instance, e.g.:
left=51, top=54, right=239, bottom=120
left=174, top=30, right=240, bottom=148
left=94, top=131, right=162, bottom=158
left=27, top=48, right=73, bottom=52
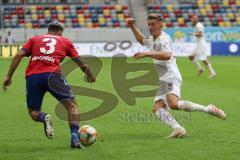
left=143, top=31, right=182, bottom=86
left=195, top=22, right=206, bottom=43
left=192, top=22, right=208, bottom=60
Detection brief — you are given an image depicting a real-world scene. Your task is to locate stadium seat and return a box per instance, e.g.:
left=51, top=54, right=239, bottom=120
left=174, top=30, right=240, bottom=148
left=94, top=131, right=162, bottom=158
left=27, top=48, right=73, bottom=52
left=147, top=0, right=240, bottom=27
left=1, top=4, right=130, bottom=29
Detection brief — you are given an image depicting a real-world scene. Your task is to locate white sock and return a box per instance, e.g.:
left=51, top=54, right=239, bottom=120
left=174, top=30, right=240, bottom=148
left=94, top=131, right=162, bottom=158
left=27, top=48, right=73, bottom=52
left=155, top=108, right=182, bottom=129
left=207, top=63, right=216, bottom=74
left=178, top=101, right=209, bottom=113
left=192, top=59, right=203, bottom=70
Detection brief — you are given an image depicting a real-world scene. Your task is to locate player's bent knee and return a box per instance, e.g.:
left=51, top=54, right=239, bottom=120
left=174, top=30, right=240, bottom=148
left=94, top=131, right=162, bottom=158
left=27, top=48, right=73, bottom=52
left=168, top=101, right=179, bottom=110
left=152, top=100, right=166, bottom=113
left=152, top=104, right=159, bottom=113
left=152, top=103, right=164, bottom=113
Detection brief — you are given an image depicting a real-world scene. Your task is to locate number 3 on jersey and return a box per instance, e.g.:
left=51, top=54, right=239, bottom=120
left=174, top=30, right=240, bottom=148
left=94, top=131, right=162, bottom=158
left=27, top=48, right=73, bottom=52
left=40, top=38, right=57, bottom=54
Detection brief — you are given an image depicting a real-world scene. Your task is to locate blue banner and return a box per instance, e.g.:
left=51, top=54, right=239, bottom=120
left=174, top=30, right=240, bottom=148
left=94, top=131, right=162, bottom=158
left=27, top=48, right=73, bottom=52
left=165, top=27, right=240, bottom=43
left=211, top=43, right=240, bottom=56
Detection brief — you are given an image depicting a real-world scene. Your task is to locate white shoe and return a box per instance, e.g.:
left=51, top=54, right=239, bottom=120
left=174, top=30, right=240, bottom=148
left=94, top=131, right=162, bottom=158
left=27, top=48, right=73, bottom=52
left=44, top=114, right=54, bottom=139
left=208, top=73, right=216, bottom=78
left=208, top=104, right=226, bottom=120
left=166, top=127, right=186, bottom=138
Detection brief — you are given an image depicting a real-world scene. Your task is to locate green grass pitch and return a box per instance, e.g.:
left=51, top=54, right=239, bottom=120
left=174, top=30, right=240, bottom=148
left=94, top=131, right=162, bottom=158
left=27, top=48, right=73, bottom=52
left=0, top=57, right=239, bottom=160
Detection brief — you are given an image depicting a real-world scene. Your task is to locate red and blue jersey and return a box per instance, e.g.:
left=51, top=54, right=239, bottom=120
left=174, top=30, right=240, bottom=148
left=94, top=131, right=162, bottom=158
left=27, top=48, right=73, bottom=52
left=22, top=34, right=79, bottom=77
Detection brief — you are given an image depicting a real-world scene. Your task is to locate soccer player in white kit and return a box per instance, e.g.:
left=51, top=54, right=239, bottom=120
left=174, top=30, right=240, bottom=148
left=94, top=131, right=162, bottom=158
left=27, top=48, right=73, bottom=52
left=126, top=14, right=226, bottom=138
left=188, top=15, right=216, bottom=78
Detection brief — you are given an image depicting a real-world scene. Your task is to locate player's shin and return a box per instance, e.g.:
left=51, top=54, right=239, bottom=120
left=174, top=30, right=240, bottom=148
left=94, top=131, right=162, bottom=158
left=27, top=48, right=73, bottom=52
left=68, top=112, right=80, bottom=135
left=207, top=63, right=216, bottom=75
left=178, top=101, right=226, bottom=119
left=178, top=101, right=209, bottom=113
left=155, top=108, right=182, bottom=129
left=68, top=106, right=81, bottom=146
left=69, top=123, right=79, bottom=135
left=155, top=108, right=186, bottom=138
left=65, top=100, right=80, bottom=134
left=192, top=59, right=204, bottom=70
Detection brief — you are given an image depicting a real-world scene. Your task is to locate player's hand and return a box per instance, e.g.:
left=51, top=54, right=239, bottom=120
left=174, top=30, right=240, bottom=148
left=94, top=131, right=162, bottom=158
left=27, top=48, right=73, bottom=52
left=133, top=52, right=147, bottom=60
left=126, top=18, right=135, bottom=28
left=2, top=76, right=12, bottom=91
left=87, top=75, right=96, bottom=83
left=85, top=67, right=96, bottom=83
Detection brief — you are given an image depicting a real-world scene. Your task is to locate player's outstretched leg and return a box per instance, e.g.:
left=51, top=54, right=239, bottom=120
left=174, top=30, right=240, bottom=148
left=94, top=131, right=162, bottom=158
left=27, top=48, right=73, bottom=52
left=62, top=99, right=84, bottom=149
left=153, top=100, right=186, bottom=138
left=203, top=60, right=216, bottom=78
left=189, top=56, right=204, bottom=77
left=178, top=101, right=226, bottom=120
left=28, top=109, right=54, bottom=139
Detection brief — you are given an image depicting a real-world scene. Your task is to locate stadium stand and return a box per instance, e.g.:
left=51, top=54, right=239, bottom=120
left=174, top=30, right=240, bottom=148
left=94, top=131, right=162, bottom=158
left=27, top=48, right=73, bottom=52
left=2, top=3, right=129, bottom=29
left=2, top=0, right=117, bottom=5
left=147, top=0, right=240, bottom=27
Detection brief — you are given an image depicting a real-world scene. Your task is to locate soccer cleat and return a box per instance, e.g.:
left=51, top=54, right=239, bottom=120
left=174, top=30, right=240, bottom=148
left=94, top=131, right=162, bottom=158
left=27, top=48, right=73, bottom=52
left=70, top=143, right=85, bottom=149
left=197, top=68, right=204, bottom=77
left=44, top=114, right=54, bottom=139
left=70, top=132, right=85, bottom=149
left=208, top=73, right=216, bottom=78
left=208, top=104, right=226, bottom=120
left=166, top=127, right=186, bottom=138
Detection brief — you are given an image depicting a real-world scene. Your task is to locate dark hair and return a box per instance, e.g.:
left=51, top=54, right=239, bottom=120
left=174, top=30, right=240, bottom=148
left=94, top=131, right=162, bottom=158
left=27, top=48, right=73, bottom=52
left=147, top=14, right=163, bottom=21
left=48, top=26, right=63, bottom=32
left=48, top=21, right=64, bottom=32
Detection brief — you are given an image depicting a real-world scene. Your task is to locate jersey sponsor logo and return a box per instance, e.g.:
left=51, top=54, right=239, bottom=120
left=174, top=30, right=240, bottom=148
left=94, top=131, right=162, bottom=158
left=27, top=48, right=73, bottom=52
left=31, top=37, right=57, bottom=62
left=32, top=56, right=55, bottom=62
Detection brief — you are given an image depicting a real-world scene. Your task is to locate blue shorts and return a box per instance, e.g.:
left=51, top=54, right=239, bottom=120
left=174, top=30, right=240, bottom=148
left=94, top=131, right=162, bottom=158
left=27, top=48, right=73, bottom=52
left=26, top=72, right=74, bottom=111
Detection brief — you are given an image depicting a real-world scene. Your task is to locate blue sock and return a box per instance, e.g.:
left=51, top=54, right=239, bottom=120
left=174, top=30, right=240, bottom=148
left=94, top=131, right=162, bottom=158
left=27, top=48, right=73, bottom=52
left=38, top=112, right=47, bottom=123
left=70, top=124, right=79, bottom=134
left=70, top=124, right=79, bottom=144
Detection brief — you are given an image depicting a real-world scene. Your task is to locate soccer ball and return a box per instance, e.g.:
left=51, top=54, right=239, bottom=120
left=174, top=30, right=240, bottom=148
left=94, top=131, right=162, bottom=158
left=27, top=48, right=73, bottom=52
left=78, top=125, right=97, bottom=145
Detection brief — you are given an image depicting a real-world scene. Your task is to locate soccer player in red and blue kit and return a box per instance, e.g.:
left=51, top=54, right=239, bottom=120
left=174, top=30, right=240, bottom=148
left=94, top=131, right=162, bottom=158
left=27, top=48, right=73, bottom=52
left=2, top=21, right=95, bottom=149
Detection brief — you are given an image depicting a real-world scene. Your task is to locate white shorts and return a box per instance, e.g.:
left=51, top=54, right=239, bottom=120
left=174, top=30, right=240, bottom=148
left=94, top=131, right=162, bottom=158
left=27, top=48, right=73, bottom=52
left=154, top=82, right=181, bottom=110
left=192, top=43, right=207, bottom=61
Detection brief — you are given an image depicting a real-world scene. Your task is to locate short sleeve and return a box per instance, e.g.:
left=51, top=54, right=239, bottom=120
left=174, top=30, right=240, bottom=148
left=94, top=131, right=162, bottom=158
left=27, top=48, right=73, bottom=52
left=65, top=39, right=79, bottom=58
left=21, top=38, right=33, bottom=56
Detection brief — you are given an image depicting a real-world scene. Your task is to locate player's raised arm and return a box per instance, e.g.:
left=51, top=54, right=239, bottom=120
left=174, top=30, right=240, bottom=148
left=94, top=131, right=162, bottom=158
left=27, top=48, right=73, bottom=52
left=2, top=49, right=26, bottom=91
left=126, top=18, right=145, bottom=45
